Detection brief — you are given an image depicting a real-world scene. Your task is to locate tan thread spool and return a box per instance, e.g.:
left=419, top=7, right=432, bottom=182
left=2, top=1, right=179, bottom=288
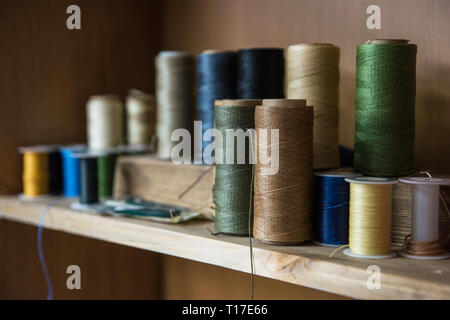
left=253, top=99, right=313, bottom=244
left=287, top=43, right=340, bottom=170
left=391, top=182, right=413, bottom=246
left=155, top=51, right=195, bottom=159
left=126, top=89, right=156, bottom=146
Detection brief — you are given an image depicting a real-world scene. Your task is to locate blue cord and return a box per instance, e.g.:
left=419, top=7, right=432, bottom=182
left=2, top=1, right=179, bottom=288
left=38, top=204, right=54, bottom=300
left=314, top=174, right=350, bottom=246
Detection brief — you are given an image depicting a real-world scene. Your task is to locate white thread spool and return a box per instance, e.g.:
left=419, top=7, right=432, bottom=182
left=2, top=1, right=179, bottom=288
left=87, top=95, right=123, bottom=150
left=126, top=89, right=155, bottom=146
left=399, top=177, right=450, bottom=260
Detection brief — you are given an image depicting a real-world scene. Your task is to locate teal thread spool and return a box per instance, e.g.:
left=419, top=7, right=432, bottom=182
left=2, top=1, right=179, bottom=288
left=355, top=39, right=417, bottom=176
left=213, top=99, right=261, bottom=235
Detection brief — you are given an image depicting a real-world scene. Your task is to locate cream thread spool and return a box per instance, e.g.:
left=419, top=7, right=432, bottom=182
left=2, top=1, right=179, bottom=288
left=126, top=89, right=155, bottom=147
left=155, top=51, right=195, bottom=160
left=287, top=43, right=340, bottom=170
left=87, top=95, right=123, bottom=150
left=344, top=176, right=398, bottom=259
left=398, top=176, right=450, bottom=260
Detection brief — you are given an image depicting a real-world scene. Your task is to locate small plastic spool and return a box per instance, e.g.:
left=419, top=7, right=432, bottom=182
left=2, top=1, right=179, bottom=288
left=398, top=176, right=450, bottom=260
left=344, top=176, right=398, bottom=259
left=314, top=170, right=361, bottom=247
left=18, top=145, right=56, bottom=201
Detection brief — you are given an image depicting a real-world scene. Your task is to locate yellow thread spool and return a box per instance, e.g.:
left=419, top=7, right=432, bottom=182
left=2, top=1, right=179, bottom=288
left=21, top=148, right=50, bottom=197
left=344, top=177, right=398, bottom=259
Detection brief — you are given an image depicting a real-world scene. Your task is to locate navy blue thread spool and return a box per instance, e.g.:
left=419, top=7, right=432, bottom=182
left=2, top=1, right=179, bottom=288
left=237, top=48, right=285, bottom=99
left=77, top=152, right=99, bottom=205
left=314, top=172, right=357, bottom=246
left=196, top=51, right=237, bottom=163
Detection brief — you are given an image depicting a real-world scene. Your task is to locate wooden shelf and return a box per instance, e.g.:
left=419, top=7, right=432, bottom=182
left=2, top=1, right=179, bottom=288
left=1, top=195, right=449, bottom=300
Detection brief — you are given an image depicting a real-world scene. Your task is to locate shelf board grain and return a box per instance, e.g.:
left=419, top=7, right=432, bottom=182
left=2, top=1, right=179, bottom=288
left=1, top=195, right=449, bottom=300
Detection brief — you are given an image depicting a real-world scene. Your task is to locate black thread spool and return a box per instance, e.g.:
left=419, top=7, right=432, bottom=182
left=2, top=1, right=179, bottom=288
left=237, top=48, right=285, bottom=99
left=78, top=153, right=99, bottom=205
left=48, top=146, right=62, bottom=194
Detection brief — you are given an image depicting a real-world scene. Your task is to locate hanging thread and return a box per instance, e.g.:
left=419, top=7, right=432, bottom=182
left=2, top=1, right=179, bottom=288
left=60, top=145, right=85, bottom=197
left=197, top=51, right=237, bottom=162
left=314, top=172, right=357, bottom=246
left=155, top=51, right=195, bottom=159
left=287, top=43, right=340, bottom=169
left=213, top=99, right=261, bottom=235
left=399, top=176, right=450, bottom=260
left=126, top=89, right=156, bottom=146
left=20, top=146, right=50, bottom=197
left=87, top=94, right=123, bottom=150
left=237, top=48, right=284, bottom=99
left=253, top=99, right=313, bottom=244
left=355, top=39, right=417, bottom=176
left=345, top=177, right=397, bottom=258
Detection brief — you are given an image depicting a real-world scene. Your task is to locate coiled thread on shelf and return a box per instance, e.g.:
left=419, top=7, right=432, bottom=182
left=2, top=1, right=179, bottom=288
left=237, top=48, right=284, bottom=99
left=197, top=51, right=237, bottom=163
left=287, top=43, right=340, bottom=170
left=155, top=51, right=195, bottom=159
left=79, top=154, right=99, bottom=205
left=213, top=99, right=261, bottom=235
left=355, top=39, right=417, bottom=176
left=314, top=173, right=352, bottom=246
left=61, top=145, right=85, bottom=197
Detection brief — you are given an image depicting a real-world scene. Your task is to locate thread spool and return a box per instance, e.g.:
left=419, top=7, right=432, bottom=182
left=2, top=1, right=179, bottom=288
left=126, top=89, right=155, bottom=146
left=344, top=177, right=397, bottom=259
left=60, top=145, right=86, bottom=197
left=391, top=182, right=413, bottom=246
left=75, top=153, right=99, bottom=205
left=253, top=99, right=313, bottom=244
left=19, top=146, right=51, bottom=198
left=213, top=99, right=261, bottom=235
left=314, top=171, right=359, bottom=247
left=399, top=177, right=450, bottom=260
left=98, top=150, right=118, bottom=199
left=354, top=39, right=417, bottom=177
left=196, top=51, right=237, bottom=163
left=237, top=48, right=284, bottom=99
left=287, top=43, right=340, bottom=170
left=47, top=146, right=62, bottom=194
left=155, top=51, right=195, bottom=159
left=87, top=94, right=123, bottom=150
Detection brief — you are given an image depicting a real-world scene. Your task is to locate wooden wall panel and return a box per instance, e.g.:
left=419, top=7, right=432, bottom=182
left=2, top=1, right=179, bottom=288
left=157, top=0, right=450, bottom=173
left=0, top=0, right=158, bottom=194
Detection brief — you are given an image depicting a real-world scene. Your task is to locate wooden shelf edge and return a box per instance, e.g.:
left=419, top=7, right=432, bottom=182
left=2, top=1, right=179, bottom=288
left=1, top=195, right=449, bottom=300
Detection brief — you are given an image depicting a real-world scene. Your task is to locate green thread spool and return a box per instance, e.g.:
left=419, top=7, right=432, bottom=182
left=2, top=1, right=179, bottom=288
left=213, top=99, right=261, bottom=235
left=355, top=39, right=417, bottom=177
left=98, top=152, right=117, bottom=199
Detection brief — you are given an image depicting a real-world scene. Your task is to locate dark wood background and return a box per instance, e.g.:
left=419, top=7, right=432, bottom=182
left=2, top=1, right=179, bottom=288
left=1, top=0, right=449, bottom=299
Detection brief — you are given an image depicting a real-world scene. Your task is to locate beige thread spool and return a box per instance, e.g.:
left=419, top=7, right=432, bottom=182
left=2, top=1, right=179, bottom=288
left=155, top=51, right=195, bottom=159
left=87, top=95, right=123, bottom=150
left=126, top=89, right=156, bottom=146
left=287, top=43, right=340, bottom=170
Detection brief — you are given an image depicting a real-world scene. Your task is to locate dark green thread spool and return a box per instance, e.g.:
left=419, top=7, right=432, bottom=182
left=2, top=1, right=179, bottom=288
left=355, top=39, right=417, bottom=177
left=98, top=153, right=117, bottom=199
left=213, top=99, right=261, bottom=235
